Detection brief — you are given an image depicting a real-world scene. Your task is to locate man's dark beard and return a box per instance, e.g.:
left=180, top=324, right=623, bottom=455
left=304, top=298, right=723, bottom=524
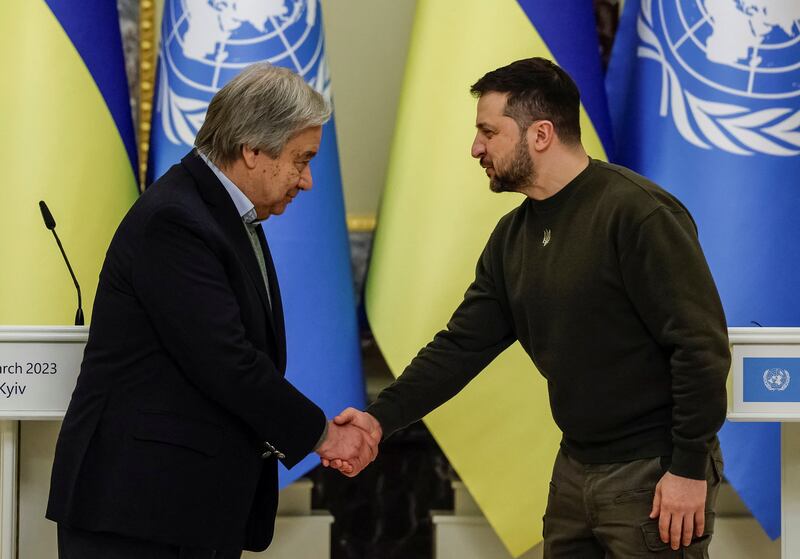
left=490, top=137, right=535, bottom=193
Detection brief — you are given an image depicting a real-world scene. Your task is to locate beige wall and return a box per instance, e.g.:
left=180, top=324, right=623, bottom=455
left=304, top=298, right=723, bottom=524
left=321, top=1, right=418, bottom=222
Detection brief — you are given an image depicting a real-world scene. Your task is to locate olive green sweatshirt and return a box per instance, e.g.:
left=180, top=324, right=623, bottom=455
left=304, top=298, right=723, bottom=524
left=367, top=159, right=730, bottom=480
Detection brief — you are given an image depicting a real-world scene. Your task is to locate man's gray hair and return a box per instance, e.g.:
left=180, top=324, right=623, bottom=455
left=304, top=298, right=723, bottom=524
left=195, top=63, right=331, bottom=165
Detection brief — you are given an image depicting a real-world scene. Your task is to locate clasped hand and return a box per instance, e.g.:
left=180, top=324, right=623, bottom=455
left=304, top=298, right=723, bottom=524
left=314, top=408, right=382, bottom=477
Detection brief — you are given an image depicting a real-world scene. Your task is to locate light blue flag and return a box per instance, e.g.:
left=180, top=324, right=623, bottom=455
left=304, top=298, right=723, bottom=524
left=606, top=0, right=800, bottom=539
left=147, top=0, right=365, bottom=486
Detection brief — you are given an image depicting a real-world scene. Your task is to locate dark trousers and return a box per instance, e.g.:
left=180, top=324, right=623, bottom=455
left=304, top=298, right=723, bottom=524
left=543, top=444, right=723, bottom=558
left=57, top=525, right=242, bottom=559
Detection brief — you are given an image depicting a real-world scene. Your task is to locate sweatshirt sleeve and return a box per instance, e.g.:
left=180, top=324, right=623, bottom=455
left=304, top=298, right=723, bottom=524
left=367, top=232, right=516, bottom=438
left=619, top=206, right=730, bottom=479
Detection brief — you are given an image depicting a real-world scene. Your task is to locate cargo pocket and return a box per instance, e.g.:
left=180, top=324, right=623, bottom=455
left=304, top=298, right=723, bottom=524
left=683, top=512, right=715, bottom=558
left=640, top=512, right=714, bottom=558
left=640, top=519, right=673, bottom=555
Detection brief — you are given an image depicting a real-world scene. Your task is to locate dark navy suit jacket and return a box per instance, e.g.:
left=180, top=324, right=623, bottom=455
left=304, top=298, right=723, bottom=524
left=47, top=151, right=326, bottom=552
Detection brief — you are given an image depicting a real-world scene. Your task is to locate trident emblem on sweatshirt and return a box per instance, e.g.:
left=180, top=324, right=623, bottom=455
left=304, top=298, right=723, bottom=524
left=542, top=229, right=551, bottom=247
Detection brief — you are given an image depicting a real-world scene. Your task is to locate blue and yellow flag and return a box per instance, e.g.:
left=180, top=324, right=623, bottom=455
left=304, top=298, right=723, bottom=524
left=147, top=0, right=364, bottom=486
left=365, top=1, right=611, bottom=555
left=606, top=0, right=800, bottom=539
left=0, top=1, right=139, bottom=325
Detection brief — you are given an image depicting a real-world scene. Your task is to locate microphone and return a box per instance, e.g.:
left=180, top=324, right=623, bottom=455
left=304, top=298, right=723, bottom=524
left=39, top=201, right=84, bottom=326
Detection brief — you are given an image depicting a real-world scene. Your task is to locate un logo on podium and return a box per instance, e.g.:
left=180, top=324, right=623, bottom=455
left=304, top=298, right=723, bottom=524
left=636, top=0, right=800, bottom=156
left=157, top=0, right=330, bottom=147
left=763, top=368, right=791, bottom=392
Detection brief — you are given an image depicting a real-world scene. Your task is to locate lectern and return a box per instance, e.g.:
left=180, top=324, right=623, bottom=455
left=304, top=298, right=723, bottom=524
left=0, top=327, right=333, bottom=559
left=728, top=327, right=800, bottom=558
left=0, top=326, right=87, bottom=559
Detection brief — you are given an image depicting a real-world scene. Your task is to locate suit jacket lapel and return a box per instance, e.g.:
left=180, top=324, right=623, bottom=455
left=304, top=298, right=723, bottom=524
left=180, top=151, right=279, bottom=348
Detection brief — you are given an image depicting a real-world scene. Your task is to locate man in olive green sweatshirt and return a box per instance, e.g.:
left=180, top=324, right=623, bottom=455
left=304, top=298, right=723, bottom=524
left=328, top=57, right=729, bottom=558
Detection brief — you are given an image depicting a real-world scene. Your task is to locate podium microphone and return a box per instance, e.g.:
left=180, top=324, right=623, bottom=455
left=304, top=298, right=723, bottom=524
left=39, top=201, right=84, bottom=326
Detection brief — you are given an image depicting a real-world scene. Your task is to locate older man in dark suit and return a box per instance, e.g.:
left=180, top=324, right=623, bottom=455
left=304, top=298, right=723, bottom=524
left=47, top=63, right=375, bottom=559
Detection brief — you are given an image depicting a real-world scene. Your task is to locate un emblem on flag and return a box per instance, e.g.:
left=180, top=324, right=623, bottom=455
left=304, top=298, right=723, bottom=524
left=157, top=0, right=330, bottom=147
left=763, top=368, right=791, bottom=391
left=637, top=0, right=800, bottom=156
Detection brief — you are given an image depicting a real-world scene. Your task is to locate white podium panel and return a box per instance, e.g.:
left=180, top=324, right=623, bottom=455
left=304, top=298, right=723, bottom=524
left=0, top=327, right=87, bottom=419
left=728, top=328, right=800, bottom=421
left=728, top=327, right=800, bottom=559
left=0, top=327, right=86, bottom=559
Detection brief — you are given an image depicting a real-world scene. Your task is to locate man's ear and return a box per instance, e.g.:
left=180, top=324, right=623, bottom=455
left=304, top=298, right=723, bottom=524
left=527, top=120, right=555, bottom=152
left=241, top=145, right=259, bottom=169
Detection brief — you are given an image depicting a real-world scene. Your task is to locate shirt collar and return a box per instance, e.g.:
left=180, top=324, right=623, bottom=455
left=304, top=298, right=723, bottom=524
left=198, top=151, right=260, bottom=225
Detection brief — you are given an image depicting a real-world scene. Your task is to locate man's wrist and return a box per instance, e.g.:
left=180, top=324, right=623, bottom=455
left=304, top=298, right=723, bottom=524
left=364, top=406, right=389, bottom=441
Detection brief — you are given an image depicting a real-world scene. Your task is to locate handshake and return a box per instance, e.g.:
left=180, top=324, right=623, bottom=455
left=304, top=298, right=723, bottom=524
left=314, top=408, right=382, bottom=477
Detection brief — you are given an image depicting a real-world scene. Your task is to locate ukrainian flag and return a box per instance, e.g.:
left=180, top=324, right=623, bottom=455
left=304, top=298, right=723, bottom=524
left=365, top=1, right=611, bottom=555
left=0, top=1, right=138, bottom=325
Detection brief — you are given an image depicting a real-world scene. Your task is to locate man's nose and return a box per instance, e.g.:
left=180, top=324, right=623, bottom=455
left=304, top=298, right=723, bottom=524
left=471, top=137, right=485, bottom=159
left=299, top=166, right=313, bottom=190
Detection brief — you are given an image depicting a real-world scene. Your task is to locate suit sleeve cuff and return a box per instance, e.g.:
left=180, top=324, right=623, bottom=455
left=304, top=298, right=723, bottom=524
left=312, top=421, right=329, bottom=451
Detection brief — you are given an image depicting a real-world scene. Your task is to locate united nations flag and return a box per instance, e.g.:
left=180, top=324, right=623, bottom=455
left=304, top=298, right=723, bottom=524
left=607, top=0, right=800, bottom=540
left=148, top=0, right=364, bottom=487
left=149, top=0, right=330, bottom=169
left=627, top=0, right=799, bottom=158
